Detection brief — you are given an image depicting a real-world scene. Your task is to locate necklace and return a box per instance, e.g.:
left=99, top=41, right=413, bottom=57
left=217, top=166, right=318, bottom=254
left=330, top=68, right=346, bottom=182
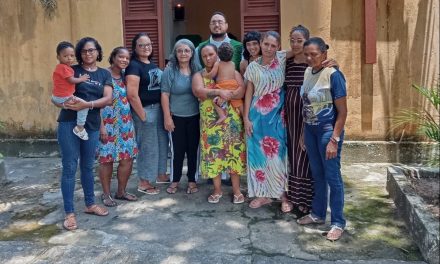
left=83, top=65, right=97, bottom=71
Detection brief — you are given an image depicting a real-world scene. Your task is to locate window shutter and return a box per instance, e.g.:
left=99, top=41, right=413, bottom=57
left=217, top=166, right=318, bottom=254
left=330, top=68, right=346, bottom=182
left=122, top=0, right=164, bottom=68
left=241, top=0, right=280, bottom=36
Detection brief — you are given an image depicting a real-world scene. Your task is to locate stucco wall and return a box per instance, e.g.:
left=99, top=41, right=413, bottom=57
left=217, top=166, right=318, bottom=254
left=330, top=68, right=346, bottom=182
left=280, top=0, right=439, bottom=140
left=0, top=0, right=123, bottom=137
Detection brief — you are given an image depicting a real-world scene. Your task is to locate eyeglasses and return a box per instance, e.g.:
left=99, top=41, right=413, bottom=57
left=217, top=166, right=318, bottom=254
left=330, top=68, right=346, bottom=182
left=137, top=43, right=152, bottom=49
left=81, top=48, right=97, bottom=55
left=177, top=48, right=192, bottom=54
left=210, top=20, right=225, bottom=26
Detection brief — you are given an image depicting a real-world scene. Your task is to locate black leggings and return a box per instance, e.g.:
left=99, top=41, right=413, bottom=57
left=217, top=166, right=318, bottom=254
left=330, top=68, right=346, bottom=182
left=171, top=114, right=200, bottom=183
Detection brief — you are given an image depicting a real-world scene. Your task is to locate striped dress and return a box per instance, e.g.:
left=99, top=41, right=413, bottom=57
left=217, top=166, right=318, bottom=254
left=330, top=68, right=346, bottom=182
left=284, top=57, right=313, bottom=212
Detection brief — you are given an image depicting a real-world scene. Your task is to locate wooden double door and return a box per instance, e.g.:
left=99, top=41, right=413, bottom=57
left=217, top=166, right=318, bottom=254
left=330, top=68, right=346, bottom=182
left=122, top=0, right=280, bottom=68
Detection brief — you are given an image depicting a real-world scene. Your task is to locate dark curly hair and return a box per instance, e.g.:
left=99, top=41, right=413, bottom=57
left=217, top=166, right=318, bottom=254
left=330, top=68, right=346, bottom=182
left=56, top=41, right=74, bottom=55
left=75, top=37, right=103, bottom=64
left=217, top=42, right=233, bottom=62
left=131, top=32, right=154, bottom=61
left=108, top=46, right=129, bottom=65
left=242, top=31, right=261, bottom=60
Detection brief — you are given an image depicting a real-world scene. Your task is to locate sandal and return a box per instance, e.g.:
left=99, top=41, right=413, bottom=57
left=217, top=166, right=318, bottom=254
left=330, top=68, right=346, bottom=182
left=296, top=214, right=325, bottom=225
left=73, top=127, right=89, bottom=140
left=249, top=197, right=272, bottom=209
left=166, top=183, right=178, bottom=194
left=326, top=225, right=344, bottom=241
left=101, top=193, right=118, bottom=207
left=84, top=204, right=109, bottom=216
left=137, top=186, right=160, bottom=195
left=63, top=213, right=77, bottom=231
left=186, top=183, right=199, bottom=194
left=281, top=201, right=293, bottom=213
left=208, top=193, right=223, bottom=204
left=114, top=192, right=138, bottom=201
left=233, top=193, right=245, bottom=204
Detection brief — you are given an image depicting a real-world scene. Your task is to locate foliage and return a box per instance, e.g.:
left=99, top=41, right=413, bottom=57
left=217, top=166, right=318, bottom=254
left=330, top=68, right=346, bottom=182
left=393, top=81, right=439, bottom=165
left=38, top=0, right=57, bottom=19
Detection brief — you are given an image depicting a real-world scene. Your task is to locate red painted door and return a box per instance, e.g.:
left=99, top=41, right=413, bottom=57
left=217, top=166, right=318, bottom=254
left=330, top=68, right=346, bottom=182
left=122, top=0, right=164, bottom=68
left=241, top=0, right=280, bottom=36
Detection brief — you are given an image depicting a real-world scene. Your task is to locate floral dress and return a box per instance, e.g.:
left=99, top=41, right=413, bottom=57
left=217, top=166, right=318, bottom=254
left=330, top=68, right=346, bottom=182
left=97, top=77, right=138, bottom=163
left=199, top=76, right=246, bottom=179
left=244, top=51, right=288, bottom=198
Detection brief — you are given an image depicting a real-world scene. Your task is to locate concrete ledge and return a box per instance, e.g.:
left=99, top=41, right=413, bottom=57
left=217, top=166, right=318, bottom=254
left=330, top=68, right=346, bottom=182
left=1, top=139, right=438, bottom=163
left=386, top=166, right=439, bottom=264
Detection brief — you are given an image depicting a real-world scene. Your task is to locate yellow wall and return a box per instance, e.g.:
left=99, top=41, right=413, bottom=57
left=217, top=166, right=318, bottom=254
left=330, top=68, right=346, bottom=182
left=0, top=0, right=123, bottom=137
left=280, top=0, right=439, bottom=140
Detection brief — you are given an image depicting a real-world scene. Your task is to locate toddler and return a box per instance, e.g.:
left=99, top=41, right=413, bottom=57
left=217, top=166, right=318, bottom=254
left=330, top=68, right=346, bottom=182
left=204, top=42, right=243, bottom=124
left=52, top=41, right=90, bottom=140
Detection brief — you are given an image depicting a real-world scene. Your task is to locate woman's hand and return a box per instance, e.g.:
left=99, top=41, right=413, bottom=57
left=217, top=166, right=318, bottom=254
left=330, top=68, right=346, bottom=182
left=64, top=97, right=89, bottom=111
left=99, top=124, right=108, bottom=142
left=164, top=115, right=175, bottom=132
left=244, top=118, right=253, bottom=137
left=217, top=90, right=233, bottom=101
left=326, top=140, right=338, bottom=160
left=321, top=58, right=338, bottom=68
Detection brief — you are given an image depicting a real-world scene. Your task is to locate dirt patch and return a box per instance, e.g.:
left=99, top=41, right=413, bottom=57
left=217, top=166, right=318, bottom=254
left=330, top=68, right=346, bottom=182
left=408, top=177, right=439, bottom=219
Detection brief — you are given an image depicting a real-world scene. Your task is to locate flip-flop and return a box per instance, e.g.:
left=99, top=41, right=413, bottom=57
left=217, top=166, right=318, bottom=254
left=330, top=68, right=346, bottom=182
left=114, top=192, right=138, bottom=201
left=186, top=184, right=199, bottom=194
left=296, top=214, right=325, bottom=225
left=233, top=193, right=245, bottom=204
left=84, top=204, right=109, bottom=216
left=208, top=193, right=223, bottom=203
left=249, top=197, right=272, bottom=209
left=137, top=186, right=160, bottom=195
left=166, top=184, right=178, bottom=194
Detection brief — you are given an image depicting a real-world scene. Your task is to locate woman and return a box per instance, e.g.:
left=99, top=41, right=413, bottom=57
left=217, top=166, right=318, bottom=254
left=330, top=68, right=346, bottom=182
left=243, top=31, right=288, bottom=209
left=296, top=37, right=347, bottom=242
left=192, top=44, right=246, bottom=204
left=283, top=25, right=338, bottom=216
left=97, top=47, right=138, bottom=207
left=161, top=39, right=200, bottom=194
left=126, top=33, right=169, bottom=195
left=239, top=31, right=261, bottom=76
left=54, top=37, right=113, bottom=230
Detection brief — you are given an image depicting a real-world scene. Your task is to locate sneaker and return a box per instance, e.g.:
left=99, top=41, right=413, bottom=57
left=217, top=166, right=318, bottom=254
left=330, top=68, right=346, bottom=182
left=73, top=127, right=89, bottom=140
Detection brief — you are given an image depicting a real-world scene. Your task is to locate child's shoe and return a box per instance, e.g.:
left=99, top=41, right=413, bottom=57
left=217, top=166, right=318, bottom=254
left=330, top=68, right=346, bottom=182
left=73, top=126, right=89, bottom=140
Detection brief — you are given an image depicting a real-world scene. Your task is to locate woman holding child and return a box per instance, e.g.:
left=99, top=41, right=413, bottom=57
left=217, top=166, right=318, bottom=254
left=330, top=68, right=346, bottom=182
left=192, top=44, right=246, bottom=204
left=54, top=37, right=113, bottom=230
left=161, top=39, right=200, bottom=194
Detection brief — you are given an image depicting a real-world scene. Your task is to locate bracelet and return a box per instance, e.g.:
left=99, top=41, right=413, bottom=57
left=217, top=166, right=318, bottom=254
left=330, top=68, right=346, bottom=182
left=89, top=101, right=94, bottom=110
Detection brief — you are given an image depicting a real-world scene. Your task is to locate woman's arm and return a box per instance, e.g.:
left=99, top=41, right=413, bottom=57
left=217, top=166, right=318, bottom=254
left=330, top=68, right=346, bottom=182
left=231, top=71, right=245, bottom=99
left=64, top=85, right=112, bottom=111
left=126, top=75, right=146, bottom=121
left=203, top=62, right=219, bottom=79
left=243, top=80, right=254, bottom=136
left=326, top=97, right=347, bottom=160
left=192, top=72, right=232, bottom=101
left=161, top=92, right=175, bottom=132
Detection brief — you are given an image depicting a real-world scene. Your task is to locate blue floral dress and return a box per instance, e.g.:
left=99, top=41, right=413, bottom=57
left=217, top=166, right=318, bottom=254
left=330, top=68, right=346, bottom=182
left=97, top=77, right=138, bottom=163
left=244, top=51, right=288, bottom=198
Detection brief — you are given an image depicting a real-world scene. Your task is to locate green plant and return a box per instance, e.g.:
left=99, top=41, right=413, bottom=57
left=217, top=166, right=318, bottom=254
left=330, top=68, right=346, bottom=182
left=38, top=0, right=57, bottom=19
left=393, top=81, right=439, bottom=165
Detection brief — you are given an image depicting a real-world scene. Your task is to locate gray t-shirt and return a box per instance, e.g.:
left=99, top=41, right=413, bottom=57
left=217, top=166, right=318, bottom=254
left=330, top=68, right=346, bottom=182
left=161, top=67, right=199, bottom=117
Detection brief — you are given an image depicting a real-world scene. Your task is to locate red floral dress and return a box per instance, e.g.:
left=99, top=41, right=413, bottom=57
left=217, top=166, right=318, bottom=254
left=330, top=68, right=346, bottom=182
left=244, top=51, right=287, bottom=198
